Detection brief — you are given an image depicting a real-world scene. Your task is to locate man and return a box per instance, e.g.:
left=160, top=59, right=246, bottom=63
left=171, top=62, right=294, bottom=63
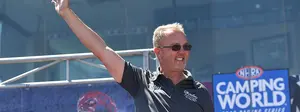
left=51, top=0, right=214, bottom=111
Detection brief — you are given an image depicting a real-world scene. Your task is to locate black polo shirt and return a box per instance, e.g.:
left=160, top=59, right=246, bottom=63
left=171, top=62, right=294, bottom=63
left=119, top=61, right=214, bottom=112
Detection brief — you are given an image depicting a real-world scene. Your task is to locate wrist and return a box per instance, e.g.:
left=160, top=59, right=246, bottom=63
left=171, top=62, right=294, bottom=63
left=59, top=8, right=72, bottom=18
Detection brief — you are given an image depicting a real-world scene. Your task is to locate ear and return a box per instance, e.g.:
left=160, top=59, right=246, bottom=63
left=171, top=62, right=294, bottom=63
left=153, top=47, right=160, bottom=55
left=153, top=47, right=161, bottom=60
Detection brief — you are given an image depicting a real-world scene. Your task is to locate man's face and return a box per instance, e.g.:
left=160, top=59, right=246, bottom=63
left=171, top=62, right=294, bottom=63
left=155, top=29, right=191, bottom=73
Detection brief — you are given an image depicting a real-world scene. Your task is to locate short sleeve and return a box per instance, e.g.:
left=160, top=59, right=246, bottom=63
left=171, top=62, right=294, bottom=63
left=198, top=84, right=214, bottom=112
left=118, top=61, right=144, bottom=97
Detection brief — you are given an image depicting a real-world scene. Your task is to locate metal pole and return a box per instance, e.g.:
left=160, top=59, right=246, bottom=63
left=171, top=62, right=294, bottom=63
left=0, top=60, right=61, bottom=85
left=0, top=49, right=153, bottom=88
left=0, top=21, right=2, bottom=56
left=172, top=0, right=177, bottom=18
left=0, top=78, right=115, bottom=89
left=76, top=59, right=106, bottom=70
left=143, top=51, right=149, bottom=70
left=66, top=60, right=70, bottom=82
left=0, top=48, right=153, bottom=64
left=156, top=59, right=160, bottom=70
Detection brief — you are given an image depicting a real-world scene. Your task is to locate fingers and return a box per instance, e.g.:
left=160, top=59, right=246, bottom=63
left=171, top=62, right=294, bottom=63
left=51, top=0, right=56, bottom=4
left=51, top=0, right=60, bottom=5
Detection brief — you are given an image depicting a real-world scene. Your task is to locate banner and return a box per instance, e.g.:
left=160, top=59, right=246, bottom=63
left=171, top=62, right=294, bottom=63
left=213, top=66, right=291, bottom=112
left=0, top=82, right=135, bottom=112
left=290, top=75, right=300, bottom=112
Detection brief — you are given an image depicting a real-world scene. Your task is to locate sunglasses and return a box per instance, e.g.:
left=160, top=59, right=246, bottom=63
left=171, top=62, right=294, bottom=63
left=158, top=43, right=192, bottom=51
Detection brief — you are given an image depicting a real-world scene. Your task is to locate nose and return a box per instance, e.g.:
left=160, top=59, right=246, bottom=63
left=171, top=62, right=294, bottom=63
left=177, top=47, right=186, bottom=53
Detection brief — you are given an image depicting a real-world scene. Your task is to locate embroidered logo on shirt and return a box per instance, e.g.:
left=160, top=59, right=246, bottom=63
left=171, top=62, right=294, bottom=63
left=149, top=82, right=161, bottom=91
left=184, top=90, right=198, bottom=102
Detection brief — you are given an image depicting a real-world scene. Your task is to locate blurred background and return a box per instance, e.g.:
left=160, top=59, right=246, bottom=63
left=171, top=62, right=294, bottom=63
left=0, top=0, right=299, bottom=84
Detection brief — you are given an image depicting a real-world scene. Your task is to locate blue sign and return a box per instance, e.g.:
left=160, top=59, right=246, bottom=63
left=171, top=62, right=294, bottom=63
left=0, top=82, right=135, bottom=112
left=213, top=66, right=291, bottom=112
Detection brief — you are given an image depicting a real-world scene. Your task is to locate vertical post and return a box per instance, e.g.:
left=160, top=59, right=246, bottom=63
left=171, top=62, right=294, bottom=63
left=66, top=60, right=70, bottom=82
left=121, top=0, right=130, bottom=49
left=0, top=21, right=2, bottom=56
left=143, top=51, right=149, bottom=70
left=172, top=0, right=177, bottom=18
left=156, top=58, right=160, bottom=70
left=0, top=0, right=6, bottom=56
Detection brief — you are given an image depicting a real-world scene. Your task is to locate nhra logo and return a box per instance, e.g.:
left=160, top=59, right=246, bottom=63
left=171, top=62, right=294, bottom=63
left=236, top=66, right=263, bottom=80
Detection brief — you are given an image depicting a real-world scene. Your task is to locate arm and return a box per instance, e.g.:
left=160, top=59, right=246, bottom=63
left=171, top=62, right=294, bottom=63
left=199, top=85, right=214, bottom=112
left=52, top=0, right=125, bottom=83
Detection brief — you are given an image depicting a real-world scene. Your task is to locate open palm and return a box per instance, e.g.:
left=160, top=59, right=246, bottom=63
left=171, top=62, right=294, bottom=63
left=51, top=0, right=69, bottom=14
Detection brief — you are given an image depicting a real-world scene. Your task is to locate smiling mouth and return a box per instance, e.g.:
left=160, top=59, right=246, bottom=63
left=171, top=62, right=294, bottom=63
left=176, top=57, right=184, bottom=61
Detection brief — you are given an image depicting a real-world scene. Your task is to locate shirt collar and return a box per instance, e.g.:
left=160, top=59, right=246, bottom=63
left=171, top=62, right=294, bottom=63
left=150, top=67, right=195, bottom=88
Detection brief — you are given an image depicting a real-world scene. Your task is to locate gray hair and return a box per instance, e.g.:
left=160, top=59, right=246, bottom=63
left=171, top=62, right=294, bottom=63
left=152, top=22, right=186, bottom=47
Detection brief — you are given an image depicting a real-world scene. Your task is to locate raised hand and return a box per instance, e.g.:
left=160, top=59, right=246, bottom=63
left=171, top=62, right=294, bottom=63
left=50, top=0, right=125, bottom=83
left=51, top=0, right=69, bottom=15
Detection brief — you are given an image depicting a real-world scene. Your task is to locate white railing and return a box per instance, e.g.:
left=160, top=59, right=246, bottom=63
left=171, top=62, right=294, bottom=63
left=0, top=48, right=154, bottom=88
